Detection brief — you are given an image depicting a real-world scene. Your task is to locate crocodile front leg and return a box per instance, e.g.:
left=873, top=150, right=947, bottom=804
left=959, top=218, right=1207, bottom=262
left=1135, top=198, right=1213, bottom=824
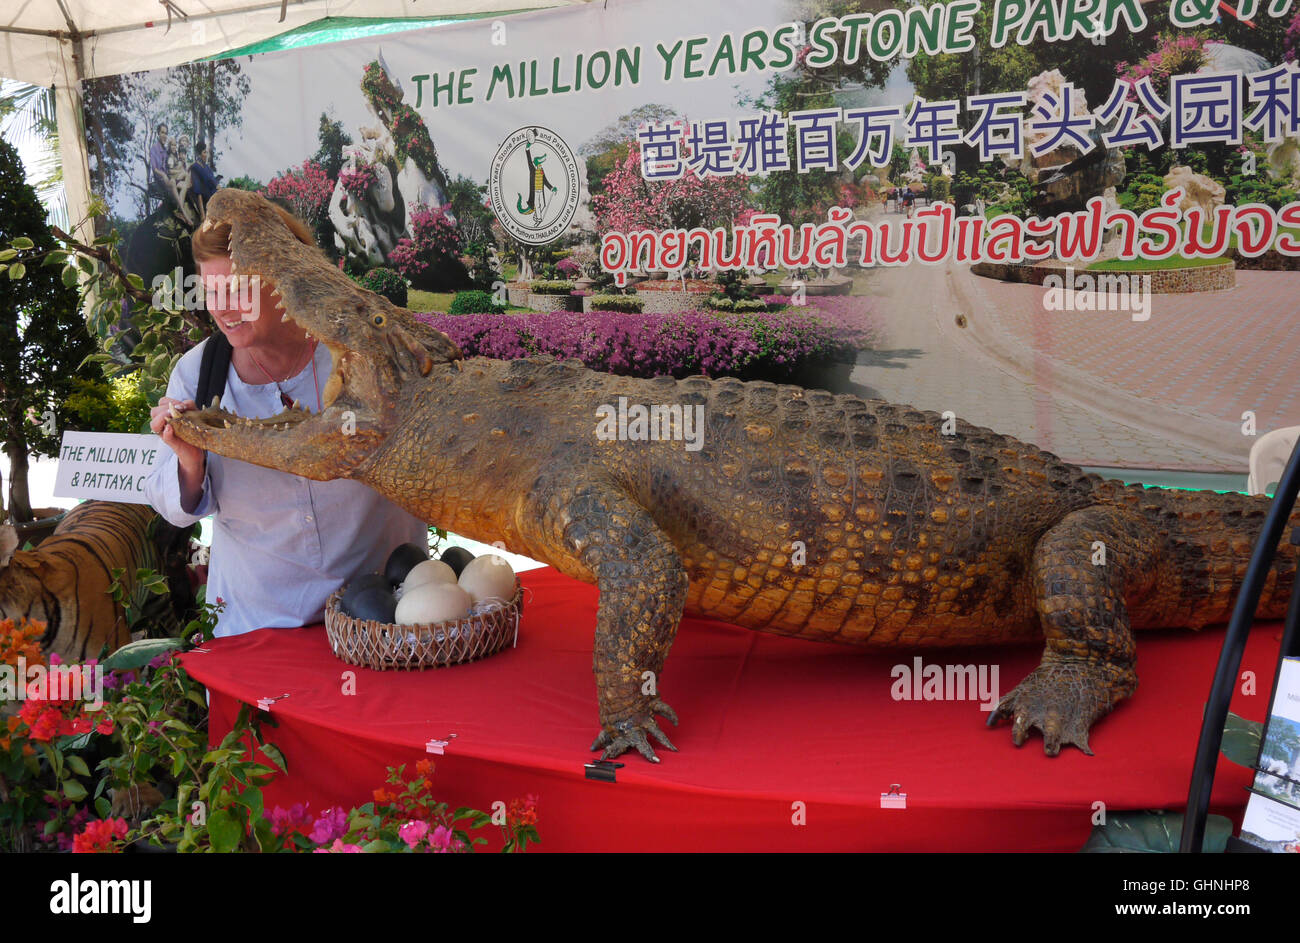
left=987, top=506, right=1156, bottom=755
left=542, top=480, right=688, bottom=763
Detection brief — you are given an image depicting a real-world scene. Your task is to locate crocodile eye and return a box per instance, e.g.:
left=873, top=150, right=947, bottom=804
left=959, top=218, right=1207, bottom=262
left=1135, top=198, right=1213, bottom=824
left=372, top=314, right=386, bottom=327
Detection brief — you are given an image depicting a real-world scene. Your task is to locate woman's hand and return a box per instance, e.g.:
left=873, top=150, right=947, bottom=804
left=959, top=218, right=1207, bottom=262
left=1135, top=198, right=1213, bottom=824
left=151, top=397, right=207, bottom=509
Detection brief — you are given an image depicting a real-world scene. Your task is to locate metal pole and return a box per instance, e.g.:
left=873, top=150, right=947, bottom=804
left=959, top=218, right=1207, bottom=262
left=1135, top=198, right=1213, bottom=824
left=1181, top=436, right=1300, bottom=852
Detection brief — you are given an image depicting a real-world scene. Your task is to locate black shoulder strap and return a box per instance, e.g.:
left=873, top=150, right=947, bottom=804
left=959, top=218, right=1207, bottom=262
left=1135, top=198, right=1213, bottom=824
left=195, top=333, right=232, bottom=408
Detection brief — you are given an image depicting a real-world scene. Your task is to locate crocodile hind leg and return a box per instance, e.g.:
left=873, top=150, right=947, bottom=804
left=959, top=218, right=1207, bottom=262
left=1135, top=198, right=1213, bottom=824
left=546, top=480, right=688, bottom=763
left=988, top=506, right=1158, bottom=755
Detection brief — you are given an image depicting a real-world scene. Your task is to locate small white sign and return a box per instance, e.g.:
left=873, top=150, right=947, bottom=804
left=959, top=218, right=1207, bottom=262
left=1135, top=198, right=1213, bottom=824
left=53, top=432, right=164, bottom=504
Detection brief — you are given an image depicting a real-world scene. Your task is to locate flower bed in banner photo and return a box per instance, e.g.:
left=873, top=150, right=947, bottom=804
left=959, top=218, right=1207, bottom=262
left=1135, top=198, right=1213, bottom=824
left=415, top=306, right=875, bottom=381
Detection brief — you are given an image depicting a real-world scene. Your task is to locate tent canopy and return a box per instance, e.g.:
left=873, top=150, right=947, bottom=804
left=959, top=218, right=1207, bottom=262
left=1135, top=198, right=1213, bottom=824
left=0, top=1, right=588, bottom=239
left=0, top=2, right=580, bottom=85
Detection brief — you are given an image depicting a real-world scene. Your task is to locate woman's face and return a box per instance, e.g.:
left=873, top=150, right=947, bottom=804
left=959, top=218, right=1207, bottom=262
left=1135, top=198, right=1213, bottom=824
left=199, top=256, right=291, bottom=350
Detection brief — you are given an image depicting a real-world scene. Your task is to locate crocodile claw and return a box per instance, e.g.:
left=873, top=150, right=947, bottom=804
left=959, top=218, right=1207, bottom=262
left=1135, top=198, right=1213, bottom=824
left=591, top=699, right=679, bottom=763
left=986, top=659, right=1134, bottom=756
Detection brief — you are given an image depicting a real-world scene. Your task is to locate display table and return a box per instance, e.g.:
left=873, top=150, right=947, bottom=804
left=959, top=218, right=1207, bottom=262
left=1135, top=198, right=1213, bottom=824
left=180, top=567, right=1280, bottom=852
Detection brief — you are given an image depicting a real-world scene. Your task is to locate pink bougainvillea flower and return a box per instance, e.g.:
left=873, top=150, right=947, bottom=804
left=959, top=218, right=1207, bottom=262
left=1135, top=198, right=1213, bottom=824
left=313, top=838, right=363, bottom=853
left=270, top=802, right=314, bottom=837
left=398, top=820, right=429, bottom=848
left=308, top=806, right=348, bottom=844
left=429, top=824, right=456, bottom=853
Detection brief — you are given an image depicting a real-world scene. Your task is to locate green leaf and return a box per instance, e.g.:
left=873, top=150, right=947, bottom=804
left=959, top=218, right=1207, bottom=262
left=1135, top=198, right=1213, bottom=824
left=1079, top=812, right=1232, bottom=853
left=62, top=780, right=88, bottom=802
left=65, top=755, right=90, bottom=777
left=240, top=786, right=263, bottom=824
left=95, top=796, right=111, bottom=818
left=102, top=637, right=184, bottom=670
left=8, top=262, right=25, bottom=280
left=0, top=248, right=17, bottom=261
left=1220, top=712, right=1263, bottom=769
left=361, top=839, right=388, bottom=853
left=61, top=265, right=79, bottom=287
left=11, top=237, right=34, bottom=250
left=259, top=743, right=287, bottom=773
left=207, top=808, right=241, bottom=853
left=63, top=732, right=92, bottom=752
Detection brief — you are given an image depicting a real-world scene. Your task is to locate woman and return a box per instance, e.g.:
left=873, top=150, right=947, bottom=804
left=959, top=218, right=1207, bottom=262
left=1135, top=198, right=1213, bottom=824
left=144, top=198, right=427, bottom=638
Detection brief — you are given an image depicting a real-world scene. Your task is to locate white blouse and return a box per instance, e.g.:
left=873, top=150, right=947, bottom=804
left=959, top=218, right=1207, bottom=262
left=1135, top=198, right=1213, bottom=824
left=143, top=338, right=427, bottom=638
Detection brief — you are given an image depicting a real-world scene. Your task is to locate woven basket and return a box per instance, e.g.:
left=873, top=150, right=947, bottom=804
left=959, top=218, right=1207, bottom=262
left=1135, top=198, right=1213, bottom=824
left=324, top=579, right=524, bottom=670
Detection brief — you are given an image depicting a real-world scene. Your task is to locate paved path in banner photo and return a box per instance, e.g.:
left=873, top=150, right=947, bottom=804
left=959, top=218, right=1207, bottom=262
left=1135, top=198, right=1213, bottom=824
left=960, top=266, right=1300, bottom=467
left=839, top=207, right=1258, bottom=474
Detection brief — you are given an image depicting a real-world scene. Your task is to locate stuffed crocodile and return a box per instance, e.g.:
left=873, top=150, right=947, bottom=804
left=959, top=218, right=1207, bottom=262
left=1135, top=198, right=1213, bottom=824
left=169, top=189, right=1300, bottom=763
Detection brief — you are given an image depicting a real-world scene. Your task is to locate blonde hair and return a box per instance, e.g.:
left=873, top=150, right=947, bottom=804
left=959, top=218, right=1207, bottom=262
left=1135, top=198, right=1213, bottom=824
left=191, top=192, right=317, bottom=263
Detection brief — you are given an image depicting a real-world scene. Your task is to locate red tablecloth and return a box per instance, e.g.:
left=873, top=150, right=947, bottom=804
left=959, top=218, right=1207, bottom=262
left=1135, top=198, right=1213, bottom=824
left=182, top=567, right=1280, bottom=852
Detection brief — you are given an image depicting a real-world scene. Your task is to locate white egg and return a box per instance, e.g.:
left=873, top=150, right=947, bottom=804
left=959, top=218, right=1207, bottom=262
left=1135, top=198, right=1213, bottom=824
left=458, top=554, right=517, bottom=603
left=403, top=559, right=458, bottom=592
left=393, top=582, right=473, bottom=626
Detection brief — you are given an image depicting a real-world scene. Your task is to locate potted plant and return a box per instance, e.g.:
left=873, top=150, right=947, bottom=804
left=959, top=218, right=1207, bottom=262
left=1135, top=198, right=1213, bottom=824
left=527, top=279, right=578, bottom=311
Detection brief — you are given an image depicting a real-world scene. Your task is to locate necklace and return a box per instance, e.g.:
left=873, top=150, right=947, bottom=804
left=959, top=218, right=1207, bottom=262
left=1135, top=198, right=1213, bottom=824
left=247, top=340, right=320, bottom=411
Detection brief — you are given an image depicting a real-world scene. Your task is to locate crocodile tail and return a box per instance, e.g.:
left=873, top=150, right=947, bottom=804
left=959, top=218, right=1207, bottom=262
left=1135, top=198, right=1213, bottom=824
left=1098, top=481, right=1299, bottom=626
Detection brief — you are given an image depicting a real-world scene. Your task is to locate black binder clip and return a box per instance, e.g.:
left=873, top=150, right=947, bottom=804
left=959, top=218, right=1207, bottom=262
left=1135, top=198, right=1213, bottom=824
left=584, top=759, right=623, bottom=783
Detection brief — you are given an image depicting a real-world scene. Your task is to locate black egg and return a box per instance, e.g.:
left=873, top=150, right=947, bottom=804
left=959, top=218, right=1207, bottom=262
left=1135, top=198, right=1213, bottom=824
left=341, top=572, right=391, bottom=611
left=384, top=543, right=429, bottom=585
left=347, top=586, right=397, bottom=623
left=439, top=546, right=477, bottom=578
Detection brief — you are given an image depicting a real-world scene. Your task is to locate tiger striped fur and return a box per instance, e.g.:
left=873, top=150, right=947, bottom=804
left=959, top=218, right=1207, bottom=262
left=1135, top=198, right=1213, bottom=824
left=0, top=501, right=176, bottom=662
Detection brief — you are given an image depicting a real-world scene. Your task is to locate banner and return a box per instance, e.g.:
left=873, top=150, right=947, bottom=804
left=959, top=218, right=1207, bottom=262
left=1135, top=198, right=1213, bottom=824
left=81, top=0, right=1300, bottom=476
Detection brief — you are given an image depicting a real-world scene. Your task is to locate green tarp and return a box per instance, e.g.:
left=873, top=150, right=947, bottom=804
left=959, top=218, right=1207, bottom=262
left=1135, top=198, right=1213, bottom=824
left=205, top=12, right=539, bottom=60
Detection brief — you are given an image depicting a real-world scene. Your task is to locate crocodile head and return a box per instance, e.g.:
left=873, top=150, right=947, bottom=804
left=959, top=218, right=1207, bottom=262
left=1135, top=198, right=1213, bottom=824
left=167, top=187, right=462, bottom=478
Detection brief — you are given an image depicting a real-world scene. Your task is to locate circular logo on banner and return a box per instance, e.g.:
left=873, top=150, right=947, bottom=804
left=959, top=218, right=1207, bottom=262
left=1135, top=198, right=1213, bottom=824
left=489, top=126, right=581, bottom=245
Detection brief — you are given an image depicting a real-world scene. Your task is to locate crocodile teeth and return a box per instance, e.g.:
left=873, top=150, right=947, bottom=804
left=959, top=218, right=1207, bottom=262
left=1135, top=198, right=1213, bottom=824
left=210, top=395, right=221, bottom=408
left=282, top=312, right=290, bottom=322
left=291, top=399, right=301, bottom=410
left=223, top=420, right=231, bottom=429
left=200, top=218, right=213, bottom=232
left=168, top=404, right=180, bottom=418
